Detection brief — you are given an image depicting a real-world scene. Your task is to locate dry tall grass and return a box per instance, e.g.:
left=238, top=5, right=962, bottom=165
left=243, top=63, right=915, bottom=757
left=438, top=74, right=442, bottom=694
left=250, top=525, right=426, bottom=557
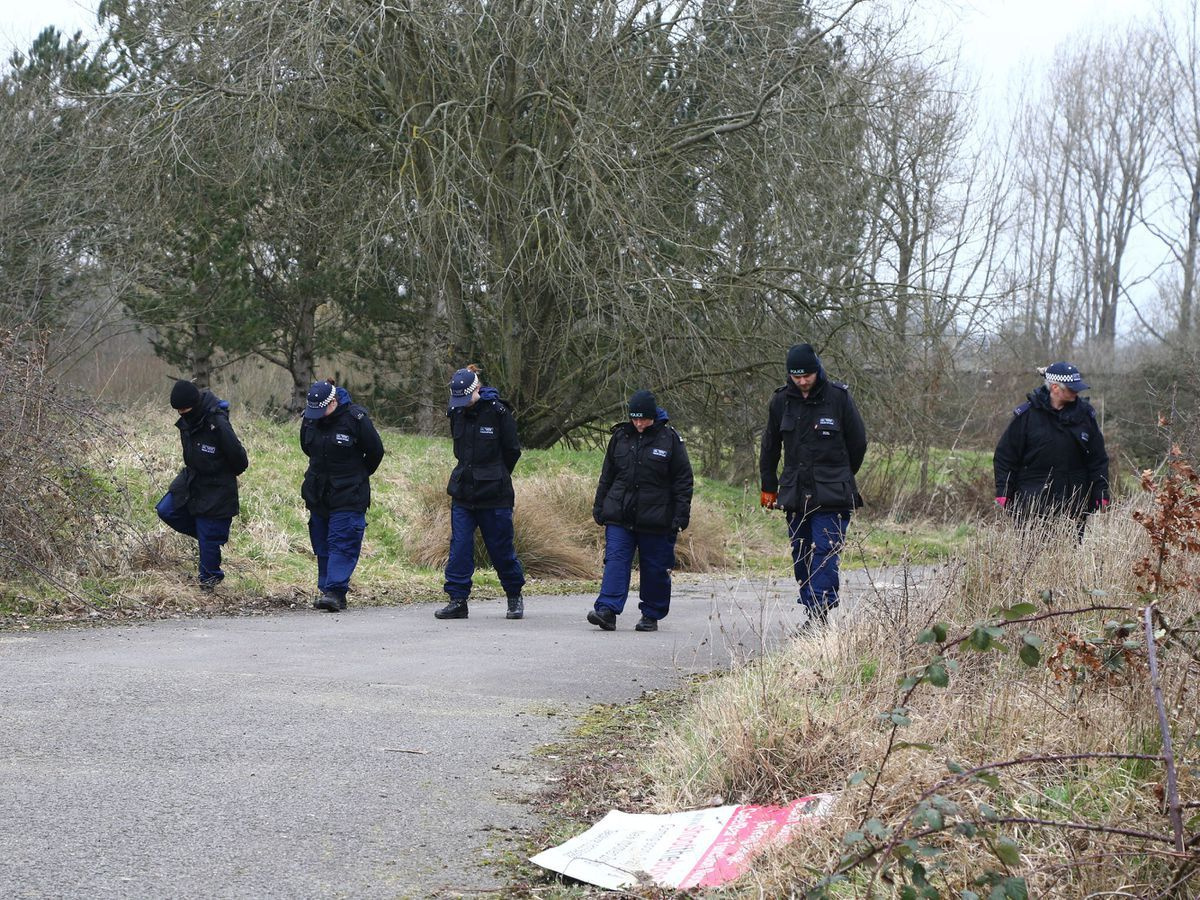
left=406, top=472, right=730, bottom=577
left=647, top=504, right=1200, bottom=896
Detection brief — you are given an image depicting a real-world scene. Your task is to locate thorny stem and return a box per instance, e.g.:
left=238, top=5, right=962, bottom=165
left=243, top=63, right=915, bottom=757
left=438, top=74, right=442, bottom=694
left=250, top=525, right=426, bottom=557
left=859, top=603, right=1135, bottom=821
left=1145, top=604, right=1185, bottom=853
left=857, top=753, right=1168, bottom=891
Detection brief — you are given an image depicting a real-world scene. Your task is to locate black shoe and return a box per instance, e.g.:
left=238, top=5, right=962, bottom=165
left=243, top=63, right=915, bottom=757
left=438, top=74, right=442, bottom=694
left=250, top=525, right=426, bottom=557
left=506, top=596, right=524, bottom=619
left=435, top=598, right=469, bottom=620
left=199, top=577, right=223, bottom=593
left=634, top=616, right=658, bottom=632
left=314, top=591, right=341, bottom=612
left=798, top=604, right=830, bottom=632
left=587, top=608, right=617, bottom=631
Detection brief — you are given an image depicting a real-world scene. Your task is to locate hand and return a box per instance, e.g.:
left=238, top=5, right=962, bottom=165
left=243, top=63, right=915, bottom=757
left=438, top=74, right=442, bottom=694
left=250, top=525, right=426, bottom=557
left=672, top=519, right=688, bottom=533
left=995, top=497, right=1007, bottom=509
left=1093, top=498, right=1109, bottom=511
left=592, top=509, right=603, bottom=526
left=760, top=491, right=777, bottom=509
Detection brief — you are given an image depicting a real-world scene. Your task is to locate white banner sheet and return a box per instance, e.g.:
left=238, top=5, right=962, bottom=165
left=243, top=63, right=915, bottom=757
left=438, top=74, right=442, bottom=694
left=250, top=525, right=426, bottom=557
left=529, top=794, right=835, bottom=890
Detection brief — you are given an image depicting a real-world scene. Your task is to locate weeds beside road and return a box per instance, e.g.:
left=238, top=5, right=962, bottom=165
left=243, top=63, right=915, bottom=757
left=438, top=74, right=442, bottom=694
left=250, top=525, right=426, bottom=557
left=517, top=485, right=1200, bottom=897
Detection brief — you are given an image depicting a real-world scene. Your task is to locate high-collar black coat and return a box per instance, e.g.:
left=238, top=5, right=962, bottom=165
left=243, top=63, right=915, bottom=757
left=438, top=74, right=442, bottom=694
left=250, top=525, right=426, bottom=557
left=167, top=390, right=249, bottom=519
left=300, top=402, right=385, bottom=516
left=593, top=419, right=694, bottom=535
left=993, top=386, right=1109, bottom=517
left=446, top=396, right=521, bottom=509
left=759, top=374, right=867, bottom=514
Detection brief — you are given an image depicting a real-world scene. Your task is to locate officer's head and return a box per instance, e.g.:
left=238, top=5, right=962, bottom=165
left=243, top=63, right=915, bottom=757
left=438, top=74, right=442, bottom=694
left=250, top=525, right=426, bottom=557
left=628, top=390, right=657, bottom=432
left=1043, top=362, right=1089, bottom=407
left=786, top=343, right=821, bottom=393
left=304, top=380, right=338, bottom=419
left=449, top=366, right=482, bottom=409
left=169, top=379, right=200, bottom=413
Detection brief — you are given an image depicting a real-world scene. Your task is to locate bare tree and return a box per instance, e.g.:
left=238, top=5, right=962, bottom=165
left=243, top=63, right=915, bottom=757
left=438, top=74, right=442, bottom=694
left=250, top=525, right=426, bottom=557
left=0, top=29, right=111, bottom=343
left=1152, top=0, right=1200, bottom=343
left=95, top=0, right=886, bottom=444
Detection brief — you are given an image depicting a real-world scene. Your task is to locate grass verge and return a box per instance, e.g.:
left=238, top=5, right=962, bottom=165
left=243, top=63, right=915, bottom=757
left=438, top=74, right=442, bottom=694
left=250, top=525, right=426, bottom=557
left=1, top=405, right=978, bottom=626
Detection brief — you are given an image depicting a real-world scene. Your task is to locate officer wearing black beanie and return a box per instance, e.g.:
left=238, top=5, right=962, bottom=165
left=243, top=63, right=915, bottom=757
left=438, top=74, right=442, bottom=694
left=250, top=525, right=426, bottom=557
left=760, top=344, right=867, bottom=629
left=156, top=379, right=249, bottom=591
left=587, top=389, right=693, bottom=633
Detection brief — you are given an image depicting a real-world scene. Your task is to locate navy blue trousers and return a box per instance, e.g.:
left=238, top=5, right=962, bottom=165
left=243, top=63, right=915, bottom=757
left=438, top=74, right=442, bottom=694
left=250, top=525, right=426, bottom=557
left=443, top=505, right=526, bottom=600
left=156, top=492, right=231, bottom=586
left=786, top=510, right=849, bottom=613
left=308, top=511, right=366, bottom=597
left=594, top=525, right=677, bottom=621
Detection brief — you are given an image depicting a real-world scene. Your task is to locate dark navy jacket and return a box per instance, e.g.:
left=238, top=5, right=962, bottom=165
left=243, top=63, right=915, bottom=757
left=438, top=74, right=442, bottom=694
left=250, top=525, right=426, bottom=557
left=446, top=387, right=521, bottom=509
left=993, top=385, right=1109, bottom=517
left=168, top=390, right=249, bottom=519
left=300, top=387, right=385, bottom=516
left=593, top=409, right=694, bottom=534
left=760, top=371, right=867, bottom=514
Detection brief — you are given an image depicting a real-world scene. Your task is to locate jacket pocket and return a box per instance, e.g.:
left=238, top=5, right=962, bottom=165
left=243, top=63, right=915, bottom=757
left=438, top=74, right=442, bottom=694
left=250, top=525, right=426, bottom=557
left=812, top=465, right=853, bottom=509
left=169, top=468, right=191, bottom=499
left=301, top=472, right=322, bottom=507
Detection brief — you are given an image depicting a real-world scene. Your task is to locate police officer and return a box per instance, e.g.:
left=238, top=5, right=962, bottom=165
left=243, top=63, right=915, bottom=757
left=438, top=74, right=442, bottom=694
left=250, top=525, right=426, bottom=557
left=760, top=344, right=867, bottom=628
left=300, top=379, right=386, bottom=612
left=157, top=379, right=249, bottom=591
left=993, top=362, right=1110, bottom=531
left=587, top=390, right=693, bottom=633
left=435, top=365, right=526, bottom=621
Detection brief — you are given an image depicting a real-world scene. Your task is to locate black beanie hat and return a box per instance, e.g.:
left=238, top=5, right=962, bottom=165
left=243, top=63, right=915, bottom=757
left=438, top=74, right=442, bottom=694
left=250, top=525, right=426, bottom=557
left=170, top=379, right=201, bottom=410
left=628, top=390, right=657, bottom=419
left=786, top=343, right=820, bottom=376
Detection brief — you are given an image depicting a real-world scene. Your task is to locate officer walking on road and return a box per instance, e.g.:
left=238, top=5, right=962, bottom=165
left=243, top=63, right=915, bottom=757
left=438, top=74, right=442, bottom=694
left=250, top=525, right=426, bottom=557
left=993, top=362, right=1110, bottom=536
left=587, top=390, right=694, bottom=633
left=435, top=365, right=527, bottom=621
left=760, top=344, right=867, bottom=629
left=300, top=379, right=386, bottom=612
left=157, top=379, right=249, bottom=591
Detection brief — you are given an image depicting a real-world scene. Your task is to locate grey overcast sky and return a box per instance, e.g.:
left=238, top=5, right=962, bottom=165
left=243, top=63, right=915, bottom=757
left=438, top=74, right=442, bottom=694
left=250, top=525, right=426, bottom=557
left=0, top=0, right=1172, bottom=85
left=0, top=0, right=1171, bottom=65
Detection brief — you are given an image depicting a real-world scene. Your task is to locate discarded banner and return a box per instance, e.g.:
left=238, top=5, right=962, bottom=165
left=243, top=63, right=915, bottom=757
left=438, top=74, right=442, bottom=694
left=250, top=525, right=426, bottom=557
left=529, top=794, right=835, bottom=890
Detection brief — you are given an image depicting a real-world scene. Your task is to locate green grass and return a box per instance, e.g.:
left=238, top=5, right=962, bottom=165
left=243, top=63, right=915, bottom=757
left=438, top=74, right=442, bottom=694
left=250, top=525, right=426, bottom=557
left=0, top=408, right=984, bottom=620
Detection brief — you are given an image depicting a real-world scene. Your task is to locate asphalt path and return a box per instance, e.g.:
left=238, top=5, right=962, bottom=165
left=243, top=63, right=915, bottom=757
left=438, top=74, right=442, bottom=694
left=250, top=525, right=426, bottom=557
left=0, top=569, right=926, bottom=899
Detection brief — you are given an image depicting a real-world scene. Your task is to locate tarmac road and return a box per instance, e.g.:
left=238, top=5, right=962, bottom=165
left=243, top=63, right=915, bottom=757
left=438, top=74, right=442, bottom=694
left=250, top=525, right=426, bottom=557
left=0, top=570, right=926, bottom=899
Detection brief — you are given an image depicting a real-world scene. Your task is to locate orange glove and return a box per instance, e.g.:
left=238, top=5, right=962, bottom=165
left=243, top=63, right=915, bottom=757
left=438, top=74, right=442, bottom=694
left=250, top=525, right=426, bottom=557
left=760, top=491, right=777, bottom=509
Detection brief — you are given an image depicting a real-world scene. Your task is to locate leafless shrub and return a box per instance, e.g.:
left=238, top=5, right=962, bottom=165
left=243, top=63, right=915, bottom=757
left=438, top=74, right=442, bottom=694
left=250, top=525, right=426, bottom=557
left=0, top=331, right=143, bottom=587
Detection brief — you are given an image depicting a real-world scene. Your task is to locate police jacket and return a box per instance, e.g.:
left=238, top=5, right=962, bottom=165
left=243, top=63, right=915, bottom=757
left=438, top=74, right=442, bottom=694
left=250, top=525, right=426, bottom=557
left=593, top=410, right=694, bottom=535
left=168, top=390, right=249, bottom=519
left=300, top=387, right=386, bottom=516
left=760, top=371, right=867, bottom=514
left=993, top=386, right=1109, bottom=517
left=446, top=387, right=521, bottom=509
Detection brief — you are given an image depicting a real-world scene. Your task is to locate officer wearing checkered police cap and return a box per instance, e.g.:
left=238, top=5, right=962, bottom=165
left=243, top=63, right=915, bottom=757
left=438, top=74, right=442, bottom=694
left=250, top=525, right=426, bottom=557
left=993, top=361, right=1110, bottom=531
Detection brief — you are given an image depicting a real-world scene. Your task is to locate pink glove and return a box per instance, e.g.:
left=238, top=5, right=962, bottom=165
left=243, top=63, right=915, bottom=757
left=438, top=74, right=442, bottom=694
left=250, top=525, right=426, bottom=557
left=995, top=497, right=1007, bottom=509
left=1094, top=498, right=1109, bottom=511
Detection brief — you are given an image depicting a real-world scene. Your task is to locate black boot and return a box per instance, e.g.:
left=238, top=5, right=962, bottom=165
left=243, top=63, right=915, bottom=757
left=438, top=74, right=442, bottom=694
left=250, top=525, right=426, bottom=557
left=435, top=598, right=469, bottom=620
left=587, top=607, right=617, bottom=631
left=506, top=595, right=524, bottom=619
left=634, top=616, right=658, bottom=632
left=314, top=591, right=341, bottom=612
left=798, top=602, right=830, bottom=632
